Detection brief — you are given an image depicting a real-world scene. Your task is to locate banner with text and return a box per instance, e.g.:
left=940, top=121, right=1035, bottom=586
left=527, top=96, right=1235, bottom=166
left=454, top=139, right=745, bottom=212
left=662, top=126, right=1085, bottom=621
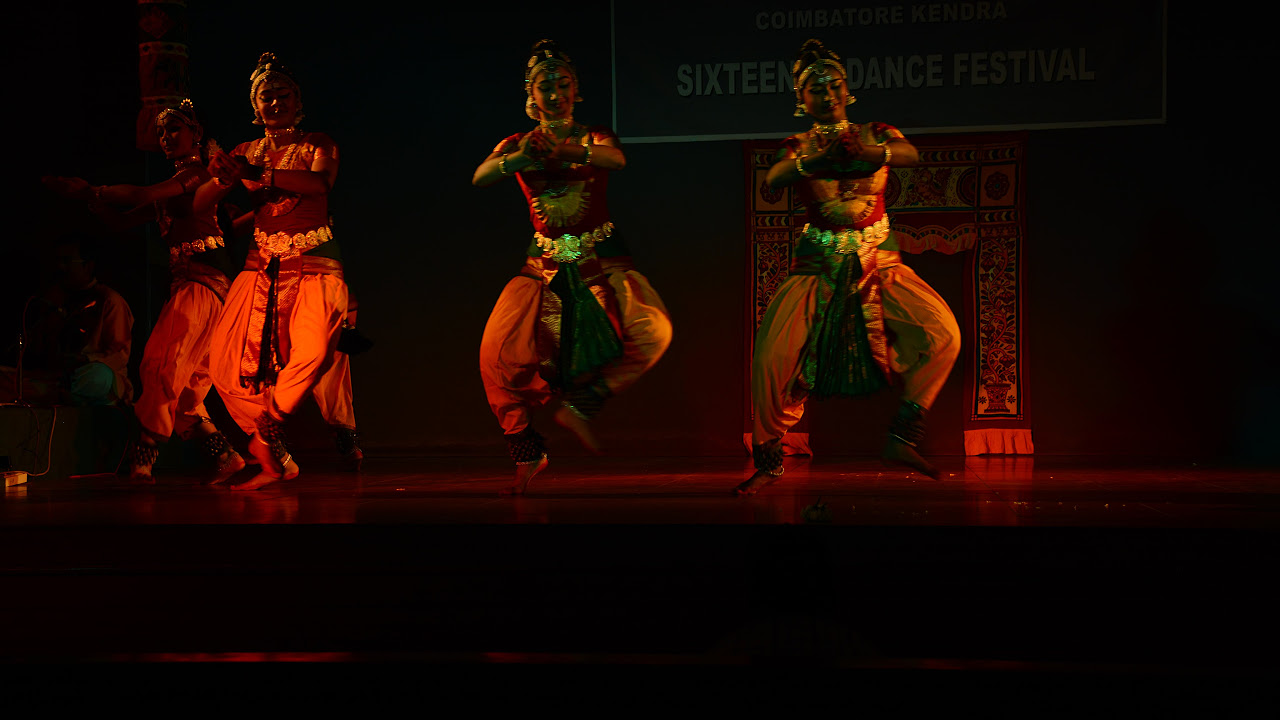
left=611, top=1, right=1165, bottom=142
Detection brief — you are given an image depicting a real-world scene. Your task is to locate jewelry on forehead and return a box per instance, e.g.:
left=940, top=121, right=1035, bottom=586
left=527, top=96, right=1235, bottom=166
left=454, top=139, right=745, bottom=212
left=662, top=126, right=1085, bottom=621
left=528, top=60, right=573, bottom=84
left=794, top=59, right=847, bottom=97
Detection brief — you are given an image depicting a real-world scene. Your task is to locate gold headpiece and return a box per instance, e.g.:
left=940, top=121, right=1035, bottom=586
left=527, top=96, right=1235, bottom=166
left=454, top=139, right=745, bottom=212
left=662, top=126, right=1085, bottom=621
left=249, top=52, right=304, bottom=125
left=793, top=59, right=846, bottom=99
left=790, top=40, right=854, bottom=117
left=155, top=98, right=201, bottom=132
left=525, top=44, right=578, bottom=88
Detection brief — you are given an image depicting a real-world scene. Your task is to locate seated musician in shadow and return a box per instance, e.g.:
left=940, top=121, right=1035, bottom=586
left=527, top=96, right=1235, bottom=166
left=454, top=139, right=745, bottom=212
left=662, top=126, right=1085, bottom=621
left=1, top=235, right=134, bottom=407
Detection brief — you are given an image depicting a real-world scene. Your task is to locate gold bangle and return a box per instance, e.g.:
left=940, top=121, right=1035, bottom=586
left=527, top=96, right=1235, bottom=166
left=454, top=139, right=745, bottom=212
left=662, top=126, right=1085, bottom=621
left=795, top=155, right=815, bottom=178
left=881, top=143, right=892, bottom=166
left=499, top=153, right=511, bottom=176
left=582, top=143, right=592, bottom=166
left=262, top=166, right=274, bottom=187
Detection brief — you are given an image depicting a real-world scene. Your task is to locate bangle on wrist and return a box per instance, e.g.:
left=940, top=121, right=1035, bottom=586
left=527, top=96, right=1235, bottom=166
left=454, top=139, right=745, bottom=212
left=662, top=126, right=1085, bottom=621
left=582, top=143, right=592, bottom=166
left=262, top=166, right=274, bottom=187
left=880, top=143, right=892, bottom=166
left=795, top=155, right=815, bottom=178
left=499, top=153, right=511, bottom=176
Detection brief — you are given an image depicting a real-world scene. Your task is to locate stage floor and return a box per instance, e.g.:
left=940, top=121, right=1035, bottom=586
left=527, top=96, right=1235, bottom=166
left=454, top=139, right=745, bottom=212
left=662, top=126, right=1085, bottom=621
left=3, top=453, right=1277, bottom=529
left=3, top=454, right=1276, bottom=708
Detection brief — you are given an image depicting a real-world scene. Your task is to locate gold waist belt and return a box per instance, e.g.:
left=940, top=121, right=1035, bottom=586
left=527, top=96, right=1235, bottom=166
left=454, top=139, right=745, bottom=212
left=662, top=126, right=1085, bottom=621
left=802, top=215, right=891, bottom=255
left=169, top=235, right=225, bottom=263
left=535, top=221, right=615, bottom=264
left=255, top=225, right=333, bottom=259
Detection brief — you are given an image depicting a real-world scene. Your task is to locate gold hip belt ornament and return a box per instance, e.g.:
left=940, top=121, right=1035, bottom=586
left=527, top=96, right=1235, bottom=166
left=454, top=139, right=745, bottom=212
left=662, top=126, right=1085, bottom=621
left=255, top=226, right=333, bottom=259
left=170, top=235, right=226, bottom=262
left=534, top=221, right=615, bottom=264
left=801, top=215, right=891, bottom=255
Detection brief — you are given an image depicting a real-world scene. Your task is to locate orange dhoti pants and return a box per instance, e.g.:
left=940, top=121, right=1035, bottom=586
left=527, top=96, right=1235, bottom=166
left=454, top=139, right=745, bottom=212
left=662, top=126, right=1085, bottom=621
left=311, top=304, right=357, bottom=431
left=134, top=278, right=225, bottom=441
left=211, top=260, right=348, bottom=436
left=480, top=257, right=672, bottom=435
left=752, top=250, right=960, bottom=446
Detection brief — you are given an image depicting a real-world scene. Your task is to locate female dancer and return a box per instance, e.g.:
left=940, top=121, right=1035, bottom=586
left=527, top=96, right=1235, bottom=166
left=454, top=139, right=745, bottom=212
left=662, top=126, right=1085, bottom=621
left=738, top=39, right=961, bottom=495
left=44, top=100, right=243, bottom=481
left=474, top=40, right=672, bottom=495
left=195, top=53, right=348, bottom=490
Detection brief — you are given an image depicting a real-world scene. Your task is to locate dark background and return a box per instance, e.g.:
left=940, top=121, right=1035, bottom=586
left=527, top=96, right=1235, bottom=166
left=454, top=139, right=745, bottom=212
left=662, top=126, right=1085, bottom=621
left=5, top=2, right=1274, bottom=463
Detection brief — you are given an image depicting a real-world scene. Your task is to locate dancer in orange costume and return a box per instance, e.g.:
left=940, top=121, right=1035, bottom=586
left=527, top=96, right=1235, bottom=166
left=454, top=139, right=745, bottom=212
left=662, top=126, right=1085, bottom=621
left=196, top=53, right=348, bottom=490
left=738, top=40, right=960, bottom=495
left=474, top=40, right=672, bottom=495
left=44, top=100, right=243, bottom=482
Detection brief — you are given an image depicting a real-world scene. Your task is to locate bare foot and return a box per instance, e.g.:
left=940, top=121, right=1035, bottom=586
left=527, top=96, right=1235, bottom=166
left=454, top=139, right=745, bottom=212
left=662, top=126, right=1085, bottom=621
left=339, top=450, right=363, bottom=472
left=232, top=457, right=298, bottom=491
left=501, top=455, right=548, bottom=496
left=554, top=405, right=602, bottom=454
left=334, top=428, right=363, bottom=472
left=735, top=469, right=780, bottom=496
left=883, top=438, right=941, bottom=479
left=124, top=441, right=160, bottom=485
left=207, top=453, right=246, bottom=486
left=232, top=435, right=300, bottom=490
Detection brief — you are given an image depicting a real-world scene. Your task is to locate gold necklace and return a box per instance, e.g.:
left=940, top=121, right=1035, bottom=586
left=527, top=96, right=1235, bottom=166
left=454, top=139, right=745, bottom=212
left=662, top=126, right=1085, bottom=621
left=253, top=137, right=303, bottom=217
left=539, top=116, right=575, bottom=130
left=255, top=136, right=300, bottom=169
left=812, top=120, right=851, bottom=137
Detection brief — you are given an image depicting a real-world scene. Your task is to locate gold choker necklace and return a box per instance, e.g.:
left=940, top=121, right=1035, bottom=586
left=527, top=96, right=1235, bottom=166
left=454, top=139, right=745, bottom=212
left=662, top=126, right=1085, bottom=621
left=539, top=117, right=575, bottom=129
left=812, top=121, right=850, bottom=136
left=266, top=127, right=299, bottom=138
left=174, top=153, right=202, bottom=168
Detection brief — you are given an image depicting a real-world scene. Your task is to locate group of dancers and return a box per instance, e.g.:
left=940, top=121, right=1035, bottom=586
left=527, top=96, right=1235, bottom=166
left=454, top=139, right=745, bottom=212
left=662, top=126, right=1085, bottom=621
left=45, top=38, right=960, bottom=496
left=46, top=53, right=361, bottom=489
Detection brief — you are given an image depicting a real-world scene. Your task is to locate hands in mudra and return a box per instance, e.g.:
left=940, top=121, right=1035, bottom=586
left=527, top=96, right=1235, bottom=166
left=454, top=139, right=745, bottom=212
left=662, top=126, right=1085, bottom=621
left=519, top=129, right=558, bottom=161
left=208, top=150, right=262, bottom=183
left=820, top=128, right=864, bottom=167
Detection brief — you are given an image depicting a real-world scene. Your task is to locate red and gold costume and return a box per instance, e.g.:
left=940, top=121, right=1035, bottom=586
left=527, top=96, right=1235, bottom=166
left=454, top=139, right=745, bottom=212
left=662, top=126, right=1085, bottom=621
left=210, top=132, right=348, bottom=437
left=134, top=156, right=234, bottom=442
left=480, top=125, right=671, bottom=456
left=753, top=122, right=960, bottom=453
